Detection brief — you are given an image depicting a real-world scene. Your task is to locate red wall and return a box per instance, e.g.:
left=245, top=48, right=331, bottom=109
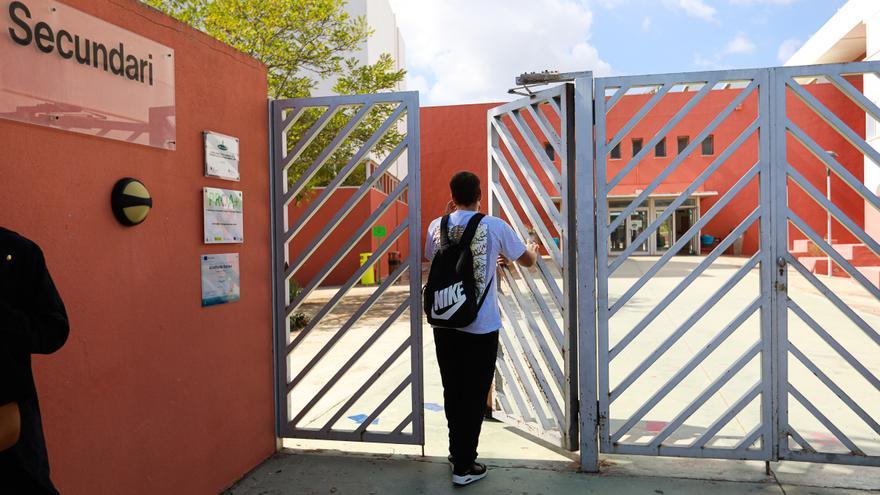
left=0, top=1, right=273, bottom=493
left=420, top=80, right=866, bottom=257
left=419, top=103, right=500, bottom=249
left=603, top=81, right=864, bottom=254
left=288, top=188, right=372, bottom=288
left=289, top=187, right=410, bottom=287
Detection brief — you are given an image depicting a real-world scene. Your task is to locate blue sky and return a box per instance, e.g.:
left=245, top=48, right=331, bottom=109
left=388, top=0, right=848, bottom=106
left=590, top=0, right=846, bottom=75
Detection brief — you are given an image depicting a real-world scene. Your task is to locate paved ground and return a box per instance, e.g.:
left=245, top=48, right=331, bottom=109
left=242, top=255, right=879, bottom=494
left=225, top=450, right=878, bottom=494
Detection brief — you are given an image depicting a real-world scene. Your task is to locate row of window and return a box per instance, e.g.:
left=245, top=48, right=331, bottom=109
left=609, top=135, right=714, bottom=160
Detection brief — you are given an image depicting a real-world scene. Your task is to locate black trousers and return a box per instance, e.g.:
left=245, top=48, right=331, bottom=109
left=433, top=327, right=499, bottom=472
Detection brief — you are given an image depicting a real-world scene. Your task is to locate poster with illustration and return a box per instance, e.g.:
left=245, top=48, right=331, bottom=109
left=200, top=253, right=240, bottom=306
left=203, top=187, right=243, bottom=244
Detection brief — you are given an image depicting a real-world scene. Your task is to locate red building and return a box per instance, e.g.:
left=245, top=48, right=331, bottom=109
left=420, top=81, right=868, bottom=267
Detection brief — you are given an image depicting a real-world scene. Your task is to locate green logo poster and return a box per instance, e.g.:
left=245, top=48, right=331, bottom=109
left=203, top=187, right=244, bottom=243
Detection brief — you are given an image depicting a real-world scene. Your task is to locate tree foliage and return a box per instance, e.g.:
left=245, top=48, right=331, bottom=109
left=143, top=0, right=407, bottom=193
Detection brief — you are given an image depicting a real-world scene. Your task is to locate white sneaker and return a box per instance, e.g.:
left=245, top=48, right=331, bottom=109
left=452, top=462, right=488, bottom=486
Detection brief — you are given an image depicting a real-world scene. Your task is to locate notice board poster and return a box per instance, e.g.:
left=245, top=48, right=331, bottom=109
left=203, top=187, right=243, bottom=243
left=204, top=131, right=240, bottom=181
left=201, top=253, right=240, bottom=307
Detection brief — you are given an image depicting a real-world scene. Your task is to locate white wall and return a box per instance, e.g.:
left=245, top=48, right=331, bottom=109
left=308, top=0, right=405, bottom=96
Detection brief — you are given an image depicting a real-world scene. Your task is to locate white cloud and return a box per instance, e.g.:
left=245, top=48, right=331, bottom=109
left=694, top=53, right=722, bottom=70
left=641, top=16, right=652, bottom=31
left=724, top=32, right=756, bottom=55
left=664, top=0, right=717, bottom=22
left=777, top=38, right=802, bottom=63
left=388, top=0, right=611, bottom=105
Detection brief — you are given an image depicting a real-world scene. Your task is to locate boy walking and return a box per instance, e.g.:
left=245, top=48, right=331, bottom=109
left=424, top=172, right=537, bottom=486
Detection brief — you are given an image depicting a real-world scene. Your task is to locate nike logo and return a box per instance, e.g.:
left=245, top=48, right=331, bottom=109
left=431, top=282, right=466, bottom=320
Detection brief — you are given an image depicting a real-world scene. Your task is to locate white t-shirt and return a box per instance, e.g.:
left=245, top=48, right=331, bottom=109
left=425, top=210, right=527, bottom=334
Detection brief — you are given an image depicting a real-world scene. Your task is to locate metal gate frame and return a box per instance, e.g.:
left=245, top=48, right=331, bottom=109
left=486, top=82, right=580, bottom=450
left=269, top=91, right=424, bottom=445
left=773, top=61, right=880, bottom=467
left=590, top=67, right=775, bottom=464
left=579, top=61, right=880, bottom=471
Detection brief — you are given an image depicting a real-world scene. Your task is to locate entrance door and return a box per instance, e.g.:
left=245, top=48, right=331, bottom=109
left=487, top=82, right=582, bottom=451
left=610, top=212, right=627, bottom=254
left=270, top=92, right=424, bottom=445
left=654, top=209, right=673, bottom=254
left=674, top=207, right=697, bottom=255
left=629, top=209, right=649, bottom=254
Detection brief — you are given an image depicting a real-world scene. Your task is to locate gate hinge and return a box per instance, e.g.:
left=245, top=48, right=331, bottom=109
left=774, top=281, right=787, bottom=292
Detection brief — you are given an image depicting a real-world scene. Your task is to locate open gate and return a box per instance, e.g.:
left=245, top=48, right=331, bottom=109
left=266, top=62, right=878, bottom=471
left=270, top=91, right=424, bottom=444
left=486, top=83, right=582, bottom=450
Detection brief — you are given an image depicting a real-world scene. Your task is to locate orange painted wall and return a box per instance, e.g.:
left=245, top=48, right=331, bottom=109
left=288, top=187, right=409, bottom=287
left=288, top=188, right=372, bottom=288
left=0, top=1, right=273, bottom=493
left=419, top=103, right=500, bottom=249
left=420, top=81, right=866, bottom=257
left=603, top=81, right=864, bottom=254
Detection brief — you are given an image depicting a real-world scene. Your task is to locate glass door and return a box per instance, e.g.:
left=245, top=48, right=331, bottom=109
left=609, top=211, right=627, bottom=254
left=630, top=209, right=649, bottom=254
left=654, top=209, right=673, bottom=254
left=674, top=207, right=697, bottom=255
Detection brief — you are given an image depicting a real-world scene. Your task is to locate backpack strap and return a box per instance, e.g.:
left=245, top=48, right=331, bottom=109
left=476, top=275, right=494, bottom=310
left=439, top=215, right=451, bottom=251
left=458, top=213, right=485, bottom=248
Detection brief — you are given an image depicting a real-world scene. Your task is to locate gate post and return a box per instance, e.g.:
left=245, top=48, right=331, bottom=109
left=768, top=66, right=786, bottom=463
left=574, top=74, right=599, bottom=473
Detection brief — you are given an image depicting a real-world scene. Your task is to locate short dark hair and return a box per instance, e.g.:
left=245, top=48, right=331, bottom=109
left=450, top=171, right=481, bottom=206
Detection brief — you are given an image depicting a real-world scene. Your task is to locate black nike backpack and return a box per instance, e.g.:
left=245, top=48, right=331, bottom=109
left=423, top=213, right=493, bottom=328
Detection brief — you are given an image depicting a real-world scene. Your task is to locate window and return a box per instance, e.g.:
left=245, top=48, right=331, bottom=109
left=701, top=135, right=715, bottom=155
left=632, top=138, right=644, bottom=156
left=677, top=136, right=690, bottom=154
left=610, top=142, right=621, bottom=160
left=544, top=141, right=555, bottom=161
left=655, top=137, right=667, bottom=157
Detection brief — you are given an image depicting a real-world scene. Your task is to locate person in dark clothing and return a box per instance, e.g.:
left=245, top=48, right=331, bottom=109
left=1, top=346, right=25, bottom=451
left=0, top=227, right=69, bottom=494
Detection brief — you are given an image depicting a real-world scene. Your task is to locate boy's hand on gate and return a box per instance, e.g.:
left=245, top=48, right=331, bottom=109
left=526, top=240, right=540, bottom=254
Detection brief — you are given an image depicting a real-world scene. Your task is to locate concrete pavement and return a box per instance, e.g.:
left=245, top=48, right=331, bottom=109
left=252, top=255, right=880, bottom=494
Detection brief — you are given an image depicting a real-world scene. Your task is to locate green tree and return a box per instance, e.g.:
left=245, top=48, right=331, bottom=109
left=143, top=0, right=407, bottom=192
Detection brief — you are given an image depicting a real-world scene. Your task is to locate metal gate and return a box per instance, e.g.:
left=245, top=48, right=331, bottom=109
left=586, top=61, right=879, bottom=468
left=593, top=68, right=774, bottom=461
left=270, top=91, right=424, bottom=444
left=774, top=62, right=880, bottom=466
left=486, top=83, right=581, bottom=450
